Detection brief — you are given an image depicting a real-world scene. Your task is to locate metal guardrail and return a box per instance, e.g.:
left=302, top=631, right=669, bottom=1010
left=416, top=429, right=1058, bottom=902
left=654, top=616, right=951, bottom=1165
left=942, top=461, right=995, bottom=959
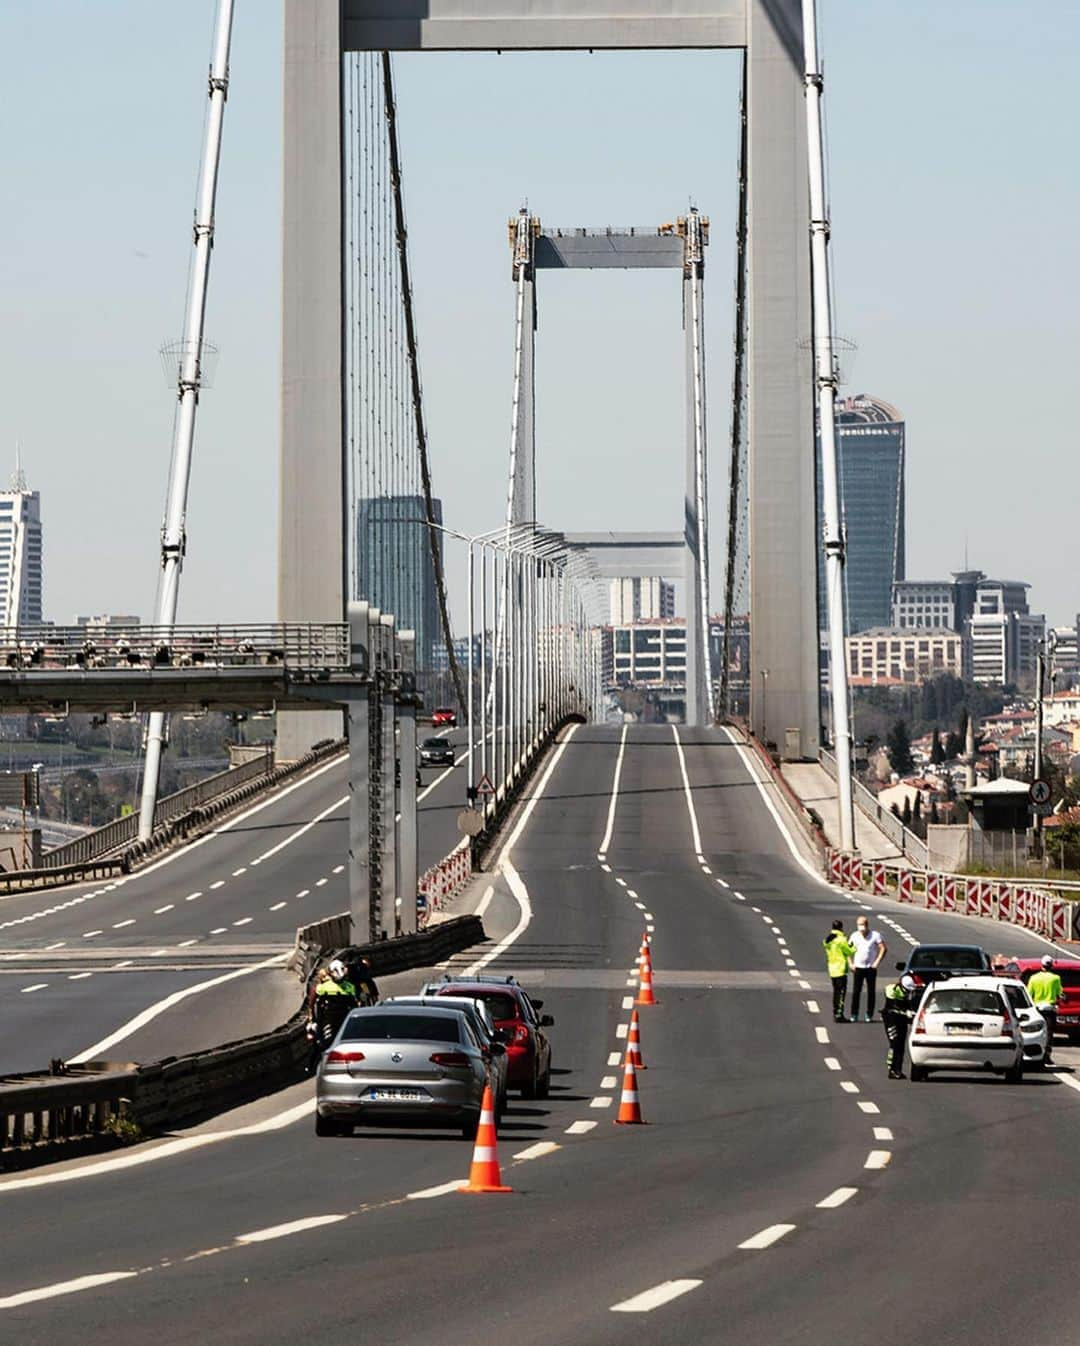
left=1, top=1067, right=135, bottom=1152
left=0, top=623, right=350, bottom=672
left=820, top=748, right=930, bottom=869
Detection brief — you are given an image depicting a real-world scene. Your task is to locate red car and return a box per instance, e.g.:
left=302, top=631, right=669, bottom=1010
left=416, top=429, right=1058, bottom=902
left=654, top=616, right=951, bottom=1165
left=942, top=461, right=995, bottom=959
left=432, top=707, right=457, bottom=728
left=995, top=957, right=1080, bottom=1041
left=425, top=976, right=553, bottom=1098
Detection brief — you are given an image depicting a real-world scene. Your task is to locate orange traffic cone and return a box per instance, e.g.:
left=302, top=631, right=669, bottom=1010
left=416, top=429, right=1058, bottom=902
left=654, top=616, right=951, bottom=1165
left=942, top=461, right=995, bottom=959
left=458, top=1085, right=512, bottom=1194
left=614, top=1052, right=645, bottom=1124
left=636, top=931, right=651, bottom=966
left=635, top=944, right=658, bottom=1006
left=627, top=1009, right=646, bottom=1069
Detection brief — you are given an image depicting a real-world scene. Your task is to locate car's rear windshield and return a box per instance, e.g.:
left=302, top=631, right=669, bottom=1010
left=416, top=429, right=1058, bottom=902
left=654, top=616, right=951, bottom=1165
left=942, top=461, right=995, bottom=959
left=342, top=1013, right=461, bottom=1042
left=422, top=739, right=446, bottom=749
left=925, top=989, right=1005, bottom=1016
left=912, top=948, right=986, bottom=970
left=435, top=708, right=453, bottom=715
left=443, top=990, right=518, bottom=1021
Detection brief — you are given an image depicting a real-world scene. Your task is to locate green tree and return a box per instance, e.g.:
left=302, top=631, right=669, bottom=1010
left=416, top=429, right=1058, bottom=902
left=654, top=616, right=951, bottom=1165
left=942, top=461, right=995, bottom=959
left=930, top=728, right=944, bottom=765
left=887, top=719, right=915, bottom=776
left=901, top=796, right=913, bottom=827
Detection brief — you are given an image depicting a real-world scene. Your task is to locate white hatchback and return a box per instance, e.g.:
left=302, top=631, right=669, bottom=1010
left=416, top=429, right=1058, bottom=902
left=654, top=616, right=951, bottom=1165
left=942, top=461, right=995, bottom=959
left=908, top=976, right=1025, bottom=1083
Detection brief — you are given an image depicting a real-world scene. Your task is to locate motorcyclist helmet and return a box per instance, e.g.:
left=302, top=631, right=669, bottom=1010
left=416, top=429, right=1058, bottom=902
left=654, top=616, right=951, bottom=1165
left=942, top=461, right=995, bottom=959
left=1042, top=954, right=1054, bottom=969
left=328, top=958, right=348, bottom=980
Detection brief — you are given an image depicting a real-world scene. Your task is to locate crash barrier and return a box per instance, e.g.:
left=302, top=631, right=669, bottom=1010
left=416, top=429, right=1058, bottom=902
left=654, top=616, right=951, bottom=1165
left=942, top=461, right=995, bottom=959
left=1, top=913, right=486, bottom=1166
left=0, top=855, right=128, bottom=894
left=289, top=911, right=485, bottom=987
left=820, top=748, right=930, bottom=868
left=30, top=738, right=346, bottom=883
left=826, top=847, right=1080, bottom=943
left=417, top=839, right=473, bottom=927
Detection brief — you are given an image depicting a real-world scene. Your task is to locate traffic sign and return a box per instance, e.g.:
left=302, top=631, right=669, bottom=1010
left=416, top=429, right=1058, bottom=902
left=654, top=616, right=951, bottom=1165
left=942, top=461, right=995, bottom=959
left=475, top=774, right=496, bottom=797
left=1029, top=778, right=1051, bottom=807
left=457, top=808, right=484, bottom=837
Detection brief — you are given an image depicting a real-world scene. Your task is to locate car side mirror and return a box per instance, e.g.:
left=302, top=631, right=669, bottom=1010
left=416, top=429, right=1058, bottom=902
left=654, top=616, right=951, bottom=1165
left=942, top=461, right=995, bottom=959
left=531, top=999, right=544, bottom=1010
left=895, top=961, right=905, bottom=971
left=540, top=1014, right=554, bottom=1028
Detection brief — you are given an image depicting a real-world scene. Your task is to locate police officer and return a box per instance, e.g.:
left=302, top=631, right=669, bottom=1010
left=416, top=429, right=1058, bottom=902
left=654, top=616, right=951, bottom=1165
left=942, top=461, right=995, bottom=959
left=823, top=919, right=855, bottom=1022
left=306, top=959, right=359, bottom=1070
left=1028, top=954, right=1064, bottom=1067
left=881, top=975, right=917, bottom=1079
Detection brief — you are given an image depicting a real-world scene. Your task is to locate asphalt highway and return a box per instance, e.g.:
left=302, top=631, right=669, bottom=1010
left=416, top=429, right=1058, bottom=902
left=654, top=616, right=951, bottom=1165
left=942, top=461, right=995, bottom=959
left=0, top=728, right=473, bottom=1073
left=2, top=723, right=1079, bottom=1344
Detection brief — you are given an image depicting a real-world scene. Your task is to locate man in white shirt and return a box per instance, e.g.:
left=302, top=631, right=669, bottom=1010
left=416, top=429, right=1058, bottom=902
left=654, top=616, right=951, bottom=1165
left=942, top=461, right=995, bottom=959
left=849, top=914, right=887, bottom=1022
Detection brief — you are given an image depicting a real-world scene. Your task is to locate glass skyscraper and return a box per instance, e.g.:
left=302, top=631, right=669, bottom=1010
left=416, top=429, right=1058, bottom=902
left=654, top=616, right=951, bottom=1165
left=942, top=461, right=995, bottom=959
left=355, top=495, right=443, bottom=677
left=817, top=394, right=905, bottom=636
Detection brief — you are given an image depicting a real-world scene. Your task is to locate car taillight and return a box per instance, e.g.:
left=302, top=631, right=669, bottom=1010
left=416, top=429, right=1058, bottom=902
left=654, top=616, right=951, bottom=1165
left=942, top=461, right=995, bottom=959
left=1001, top=1018, right=1016, bottom=1039
left=912, top=1012, right=926, bottom=1036
left=430, top=1052, right=470, bottom=1067
left=507, top=1024, right=530, bottom=1045
left=911, top=973, right=925, bottom=987
left=325, top=1049, right=365, bottom=1063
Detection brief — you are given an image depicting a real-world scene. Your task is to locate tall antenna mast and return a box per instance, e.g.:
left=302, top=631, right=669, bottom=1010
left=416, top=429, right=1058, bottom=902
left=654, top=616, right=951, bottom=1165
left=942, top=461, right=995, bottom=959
left=803, top=0, right=856, bottom=853
left=138, top=0, right=235, bottom=841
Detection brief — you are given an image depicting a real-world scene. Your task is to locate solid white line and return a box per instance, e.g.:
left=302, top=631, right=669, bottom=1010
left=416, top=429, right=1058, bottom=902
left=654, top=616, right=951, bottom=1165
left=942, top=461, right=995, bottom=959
left=815, top=1027, right=830, bottom=1043
left=473, top=885, right=496, bottom=920
left=460, top=725, right=581, bottom=978
left=0, top=1099, right=314, bottom=1192
left=873, top=1127, right=894, bottom=1141
left=565, top=1120, right=597, bottom=1135
left=600, top=1075, right=617, bottom=1090
left=610, top=1280, right=702, bottom=1314
left=739, top=1224, right=795, bottom=1250
left=865, top=1150, right=892, bottom=1169
left=513, top=1141, right=560, bottom=1161
left=406, top=1180, right=461, bottom=1201
left=589, top=1096, right=613, bottom=1108
left=0, top=1271, right=138, bottom=1309
left=858, top=1101, right=881, bottom=1115
left=236, top=1214, right=346, bottom=1244
left=817, top=1187, right=858, bottom=1209
left=249, top=794, right=347, bottom=867
left=68, top=952, right=288, bottom=1063
left=671, top=725, right=703, bottom=855
left=597, top=732, right=630, bottom=856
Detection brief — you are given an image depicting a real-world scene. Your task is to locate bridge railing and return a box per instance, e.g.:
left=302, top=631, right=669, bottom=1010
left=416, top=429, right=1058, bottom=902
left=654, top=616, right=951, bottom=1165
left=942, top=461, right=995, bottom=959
left=820, top=747, right=930, bottom=869
left=0, top=623, right=350, bottom=672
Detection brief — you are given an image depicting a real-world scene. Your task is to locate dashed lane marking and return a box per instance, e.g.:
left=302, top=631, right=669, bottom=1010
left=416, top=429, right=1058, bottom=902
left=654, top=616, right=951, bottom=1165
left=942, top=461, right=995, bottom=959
left=210, top=927, right=227, bottom=935
left=154, top=905, right=174, bottom=915
left=0, top=1271, right=138, bottom=1309
left=232, top=869, right=247, bottom=878
left=739, top=1224, right=795, bottom=1251
left=185, top=892, right=202, bottom=902
left=815, top=1027, right=830, bottom=1044
left=20, top=984, right=47, bottom=993
left=840, top=1081, right=859, bottom=1094
left=817, top=1187, right=858, bottom=1209
left=874, top=1127, right=894, bottom=1141
left=621, top=996, right=634, bottom=1010
left=824, top=1057, right=841, bottom=1070
left=865, top=1150, right=892, bottom=1169
left=112, top=920, right=135, bottom=930
left=406, top=1181, right=461, bottom=1201
left=233, top=918, right=252, bottom=927
left=589, top=1096, right=613, bottom=1109
left=513, top=1142, right=560, bottom=1161
left=44, top=941, right=65, bottom=950
left=565, top=1120, right=597, bottom=1135
left=296, top=889, right=310, bottom=898
left=82, top=930, right=102, bottom=939
left=805, top=1000, right=820, bottom=1014
left=178, top=940, right=198, bottom=948
left=332, top=865, right=345, bottom=875
left=858, top=1101, right=881, bottom=1115
left=269, top=902, right=287, bottom=912
left=616, top=1024, right=628, bottom=1039
left=607, top=1052, right=622, bottom=1066
left=611, top=1281, right=703, bottom=1314
left=209, top=881, right=225, bottom=891
left=600, top=1076, right=617, bottom=1090
left=68, top=973, right=92, bottom=981
left=237, top=1215, right=347, bottom=1244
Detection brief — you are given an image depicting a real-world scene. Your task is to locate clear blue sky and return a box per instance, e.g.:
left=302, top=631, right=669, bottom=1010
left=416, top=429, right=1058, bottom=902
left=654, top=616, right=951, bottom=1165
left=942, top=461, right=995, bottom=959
left=1, top=2, right=1077, bottom=628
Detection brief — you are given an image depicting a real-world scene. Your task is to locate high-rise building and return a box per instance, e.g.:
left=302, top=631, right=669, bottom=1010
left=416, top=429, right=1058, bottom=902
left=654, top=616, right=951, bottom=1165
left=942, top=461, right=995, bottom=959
left=966, top=578, right=1044, bottom=685
left=609, top=577, right=675, bottom=625
left=817, top=394, right=905, bottom=635
left=355, top=495, right=442, bottom=676
left=0, top=458, right=43, bottom=627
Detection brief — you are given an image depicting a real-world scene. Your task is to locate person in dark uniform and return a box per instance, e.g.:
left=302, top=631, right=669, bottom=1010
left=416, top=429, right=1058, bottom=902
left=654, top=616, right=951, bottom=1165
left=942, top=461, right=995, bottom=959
left=881, top=976, right=918, bottom=1078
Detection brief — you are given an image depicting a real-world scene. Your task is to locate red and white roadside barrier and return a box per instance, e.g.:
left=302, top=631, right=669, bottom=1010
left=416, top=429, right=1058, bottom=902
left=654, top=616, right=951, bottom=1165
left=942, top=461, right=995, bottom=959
left=417, top=838, right=473, bottom=928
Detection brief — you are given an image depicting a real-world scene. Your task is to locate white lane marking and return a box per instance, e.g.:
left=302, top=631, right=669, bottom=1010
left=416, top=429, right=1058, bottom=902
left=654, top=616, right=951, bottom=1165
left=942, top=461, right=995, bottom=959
left=154, top=904, right=174, bottom=915
left=151, top=949, right=168, bottom=957
left=406, top=1180, right=461, bottom=1200
left=589, top=1096, right=613, bottom=1109
left=616, top=877, right=627, bottom=888
left=296, top=889, right=310, bottom=899
left=513, top=1141, right=560, bottom=1161
left=209, top=881, right=225, bottom=891
left=815, top=1027, right=830, bottom=1044
left=315, top=878, right=328, bottom=887
left=21, top=983, right=48, bottom=993
left=627, top=890, right=638, bottom=899
left=112, top=960, right=133, bottom=968
left=68, top=952, right=288, bottom=1063
left=643, top=912, right=654, bottom=921
left=269, top=901, right=287, bottom=912
left=805, top=1000, right=820, bottom=1013
left=858, top=1101, right=880, bottom=1115
left=0, top=1271, right=138, bottom=1309
left=817, top=1187, right=858, bottom=1209
left=68, top=972, right=93, bottom=981
left=0, top=1098, right=315, bottom=1193
left=473, top=886, right=496, bottom=919
left=233, top=918, right=252, bottom=927
left=1056, top=1074, right=1080, bottom=1096
left=600, top=863, right=612, bottom=873
left=82, top=930, right=102, bottom=939
left=824, top=1057, right=841, bottom=1070
left=178, top=939, right=198, bottom=947
left=44, top=941, right=65, bottom=950
left=635, top=902, right=646, bottom=911
left=236, top=1214, right=346, bottom=1244
left=621, top=996, right=634, bottom=1010
left=739, top=1224, right=795, bottom=1250
left=787, top=969, right=801, bottom=978
left=736, top=893, right=747, bottom=902
left=112, top=920, right=135, bottom=929
left=840, top=1081, right=859, bottom=1094
left=646, top=923, right=655, bottom=933
left=671, top=725, right=704, bottom=854
left=865, top=1150, right=892, bottom=1169
left=785, top=958, right=796, bottom=967
left=625, top=978, right=636, bottom=987
left=210, top=927, right=227, bottom=935
left=874, top=1126, right=894, bottom=1141
left=249, top=794, right=347, bottom=867
left=600, top=1075, right=618, bottom=1090
left=752, top=906, right=761, bottom=913
left=565, top=1120, right=597, bottom=1135
left=717, top=878, right=730, bottom=889
left=616, top=1023, right=629, bottom=1039
left=332, top=865, right=345, bottom=875
left=460, top=724, right=581, bottom=977
left=607, top=1051, right=622, bottom=1066
left=798, top=980, right=811, bottom=990
left=186, top=892, right=202, bottom=902
left=610, top=1280, right=703, bottom=1314
left=232, top=868, right=247, bottom=877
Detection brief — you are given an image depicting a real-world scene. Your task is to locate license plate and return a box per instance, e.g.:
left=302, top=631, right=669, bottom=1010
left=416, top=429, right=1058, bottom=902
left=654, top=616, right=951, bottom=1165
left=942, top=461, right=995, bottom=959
left=945, top=1024, right=979, bottom=1035
left=366, top=1088, right=424, bottom=1102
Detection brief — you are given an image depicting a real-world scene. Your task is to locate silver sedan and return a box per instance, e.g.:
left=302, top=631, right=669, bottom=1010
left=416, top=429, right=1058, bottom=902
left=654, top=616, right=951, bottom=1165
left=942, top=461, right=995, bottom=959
left=315, top=1006, right=501, bottom=1139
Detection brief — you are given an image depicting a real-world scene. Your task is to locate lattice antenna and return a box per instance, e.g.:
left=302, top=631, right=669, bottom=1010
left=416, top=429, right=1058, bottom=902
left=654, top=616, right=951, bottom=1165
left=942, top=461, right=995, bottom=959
left=10, top=442, right=27, bottom=493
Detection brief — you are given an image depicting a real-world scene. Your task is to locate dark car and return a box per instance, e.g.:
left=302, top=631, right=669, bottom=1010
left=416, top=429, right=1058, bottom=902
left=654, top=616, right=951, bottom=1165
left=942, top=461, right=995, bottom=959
left=418, top=737, right=455, bottom=768
left=896, top=944, right=992, bottom=993
left=421, top=975, right=553, bottom=1098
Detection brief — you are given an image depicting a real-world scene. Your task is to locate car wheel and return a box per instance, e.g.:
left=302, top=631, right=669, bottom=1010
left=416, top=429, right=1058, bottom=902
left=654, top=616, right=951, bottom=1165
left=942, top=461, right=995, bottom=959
left=461, top=1112, right=480, bottom=1141
left=1004, top=1063, right=1024, bottom=1084
left=520, top=1069, right=538, bottom=1100
left=315, top=1114, right=351, bottom=1138
left=909, top=1065, right=928, bottom=1082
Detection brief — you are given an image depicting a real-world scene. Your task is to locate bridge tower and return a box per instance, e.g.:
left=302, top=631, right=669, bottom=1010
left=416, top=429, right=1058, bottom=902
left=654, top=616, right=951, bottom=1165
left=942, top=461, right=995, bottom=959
left=280, top=0, right=818, bottom=758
